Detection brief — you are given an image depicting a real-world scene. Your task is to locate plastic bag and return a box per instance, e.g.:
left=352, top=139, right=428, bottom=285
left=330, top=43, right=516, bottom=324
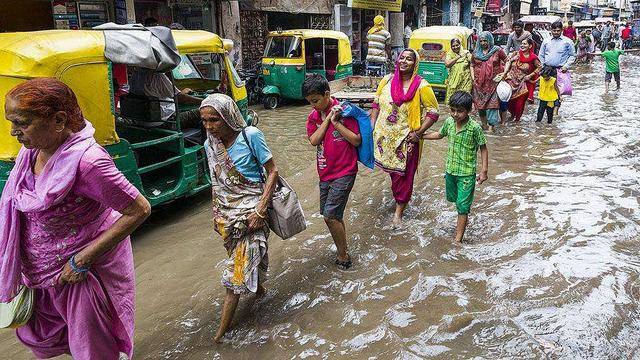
left=340, top=101, right=375, bottom=169
left=556, top=70, right=573, bottom=96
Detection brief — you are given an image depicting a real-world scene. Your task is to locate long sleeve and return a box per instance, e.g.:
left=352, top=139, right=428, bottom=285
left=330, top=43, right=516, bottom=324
left=539, top=41, right=547, bottom=65
left=563, top=40, right=576, bottom=68
left=506, top=34, right=514, bottom=53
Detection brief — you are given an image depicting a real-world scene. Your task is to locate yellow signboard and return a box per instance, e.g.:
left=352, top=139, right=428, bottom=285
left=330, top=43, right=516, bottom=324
left=347, top=0, right=403, bottom=12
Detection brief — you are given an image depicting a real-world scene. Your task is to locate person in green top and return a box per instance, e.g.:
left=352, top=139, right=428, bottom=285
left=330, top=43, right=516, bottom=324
left=592, top=41, right=640, bottom=92
left=423, top=91, right=489, bottom=243
left=443, top=38, right=473, bottom=106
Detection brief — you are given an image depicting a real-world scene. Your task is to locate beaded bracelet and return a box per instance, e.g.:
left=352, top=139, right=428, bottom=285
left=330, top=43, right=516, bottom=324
left=69, top=254, right=90, bottom=274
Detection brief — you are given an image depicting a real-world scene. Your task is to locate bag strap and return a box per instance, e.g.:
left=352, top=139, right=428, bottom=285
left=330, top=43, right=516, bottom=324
left=241, top=127, right=266, bottom=183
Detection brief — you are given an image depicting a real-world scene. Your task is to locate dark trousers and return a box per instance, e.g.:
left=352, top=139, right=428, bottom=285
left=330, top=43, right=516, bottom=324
left=536, top=101, right=554, bottom=123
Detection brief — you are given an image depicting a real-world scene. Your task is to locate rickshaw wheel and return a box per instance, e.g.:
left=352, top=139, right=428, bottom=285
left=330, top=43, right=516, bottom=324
left=263, top=95, right=279, bottom=110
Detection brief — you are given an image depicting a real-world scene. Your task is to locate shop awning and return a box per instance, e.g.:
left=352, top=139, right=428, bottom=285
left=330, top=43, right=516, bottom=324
left=347, top=0, right=403, bottom=12
left=239, top=0, right=333, bottom=14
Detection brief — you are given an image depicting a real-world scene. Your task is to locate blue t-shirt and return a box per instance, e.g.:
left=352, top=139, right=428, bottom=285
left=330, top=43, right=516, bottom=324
left=227, top=126, right=272, bottom=182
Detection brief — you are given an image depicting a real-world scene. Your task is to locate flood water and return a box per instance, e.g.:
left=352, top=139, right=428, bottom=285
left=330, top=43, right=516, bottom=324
left=1, top=57, right=640, bottom=359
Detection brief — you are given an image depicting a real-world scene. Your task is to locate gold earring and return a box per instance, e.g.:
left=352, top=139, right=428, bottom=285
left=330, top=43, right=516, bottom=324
left=56, top=126, right=65, bottom=133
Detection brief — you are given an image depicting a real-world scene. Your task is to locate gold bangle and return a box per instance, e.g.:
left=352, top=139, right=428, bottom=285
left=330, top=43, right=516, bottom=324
left=254, top=208, right=266, bottom=219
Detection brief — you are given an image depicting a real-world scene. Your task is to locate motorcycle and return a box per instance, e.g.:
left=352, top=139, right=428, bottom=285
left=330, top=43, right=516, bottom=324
left=238, top=63, right=263, bottom=106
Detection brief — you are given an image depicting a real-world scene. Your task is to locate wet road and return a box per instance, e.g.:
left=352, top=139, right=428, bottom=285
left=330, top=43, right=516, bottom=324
left=2, top=56, right=640, bottom=359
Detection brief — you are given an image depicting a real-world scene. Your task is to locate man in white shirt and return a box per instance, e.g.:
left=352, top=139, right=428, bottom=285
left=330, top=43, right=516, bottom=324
left=129, top=68, right=203, bottom=128
left=404, top=24, right=413, bottom=48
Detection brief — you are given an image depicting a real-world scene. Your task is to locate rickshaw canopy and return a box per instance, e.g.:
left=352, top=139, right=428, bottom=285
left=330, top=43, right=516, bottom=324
left=574, top=20, right=596, bottom=28
left=409, top=26, right=473, bottom=46
left=0, top=29, right=234, bottom=161
left=266, top=29, right=352, bottom=66
left=172, top=30, right=229, bottom=55
left=519, top=15, right=562, bottom=25
left=0, top=30, right=116, bottom=161
left=94, top=23, right=181, bottom=72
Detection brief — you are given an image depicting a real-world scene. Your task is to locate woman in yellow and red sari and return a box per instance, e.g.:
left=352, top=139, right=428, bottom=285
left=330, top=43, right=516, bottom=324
left=371, top=48, right=439, bottom=225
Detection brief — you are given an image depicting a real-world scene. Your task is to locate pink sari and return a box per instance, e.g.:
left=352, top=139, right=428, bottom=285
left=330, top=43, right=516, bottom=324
left=0, top=122, right=140, bottom=359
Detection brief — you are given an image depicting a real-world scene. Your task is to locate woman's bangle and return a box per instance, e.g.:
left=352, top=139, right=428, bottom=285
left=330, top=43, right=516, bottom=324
left=254, top=208, right=266, bottom=219
left=69, top=254, right=89, bottom=274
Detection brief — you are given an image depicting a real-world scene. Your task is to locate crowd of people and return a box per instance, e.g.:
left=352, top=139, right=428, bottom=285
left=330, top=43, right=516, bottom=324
left=1, top=17, right=639, bottom=360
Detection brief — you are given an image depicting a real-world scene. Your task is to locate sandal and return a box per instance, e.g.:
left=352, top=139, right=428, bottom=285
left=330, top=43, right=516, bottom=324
left=335, top=255, right=352, bottom=270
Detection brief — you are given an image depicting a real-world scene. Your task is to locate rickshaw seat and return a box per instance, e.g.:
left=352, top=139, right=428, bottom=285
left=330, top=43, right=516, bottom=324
left=120, top=93, right=163, bottom=125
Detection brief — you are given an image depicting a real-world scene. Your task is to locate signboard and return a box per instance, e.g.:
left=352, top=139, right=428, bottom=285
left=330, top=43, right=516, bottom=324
left=348, top=0, right=403, bottom=12
left=485, top=0, right=502, bottom=14
left=534, top=6, right=548, bottom=15
left=520, top=0, right=532, bottom=15
left=559, top=0, right=572, bottom=12
left=52, top=1, right=79, bottom=30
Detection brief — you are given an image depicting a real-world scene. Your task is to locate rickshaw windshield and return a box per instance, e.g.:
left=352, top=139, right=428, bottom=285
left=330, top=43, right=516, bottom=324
left=264, top=36, right=302, bottom=58
left=173, top=55, right=201, bottom=79
left=419, top=42, right=444, bottom=61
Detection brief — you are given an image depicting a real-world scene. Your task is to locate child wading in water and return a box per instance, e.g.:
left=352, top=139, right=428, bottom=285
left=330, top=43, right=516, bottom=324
left=591, top=41, right=640, bottom=92
left=536, top=66, right=562, bottom=124
left=423, top=91, right=489, bottom=243
left=303, top=74, right=361, bottom=269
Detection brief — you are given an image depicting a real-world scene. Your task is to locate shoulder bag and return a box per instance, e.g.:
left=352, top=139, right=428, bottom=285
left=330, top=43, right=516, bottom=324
left=0, top=286, right=34, bottom=329
left=241, top=128, right=307, bottom=239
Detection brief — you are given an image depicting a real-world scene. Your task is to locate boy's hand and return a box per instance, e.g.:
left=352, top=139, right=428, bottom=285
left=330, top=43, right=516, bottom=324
left=477, top=171, right=488, bottom=185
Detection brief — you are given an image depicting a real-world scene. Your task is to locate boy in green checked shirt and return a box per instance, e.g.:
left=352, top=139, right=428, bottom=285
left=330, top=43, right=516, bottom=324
left=423, top=91, right=489, bottom=243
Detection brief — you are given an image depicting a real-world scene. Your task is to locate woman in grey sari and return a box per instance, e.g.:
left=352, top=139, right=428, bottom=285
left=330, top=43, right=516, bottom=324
left=201, top=94, right=279, bottom=342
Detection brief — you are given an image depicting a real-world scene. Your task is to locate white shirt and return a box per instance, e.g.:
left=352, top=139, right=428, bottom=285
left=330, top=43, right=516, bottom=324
left=130, top=70, right=180, bottom=123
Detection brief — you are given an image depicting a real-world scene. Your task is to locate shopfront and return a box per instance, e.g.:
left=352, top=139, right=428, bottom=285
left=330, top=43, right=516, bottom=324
left=51, top=0, right=113, bottom=29
left=1, top=0, right=54, bottom=32
left=134, top=0, right=215, bottom=30
left=238, top=0, right=334, bottom=69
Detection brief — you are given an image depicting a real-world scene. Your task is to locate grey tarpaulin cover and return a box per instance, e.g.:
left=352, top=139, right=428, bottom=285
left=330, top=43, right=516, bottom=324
left=93, top=23, right=181, bottom=72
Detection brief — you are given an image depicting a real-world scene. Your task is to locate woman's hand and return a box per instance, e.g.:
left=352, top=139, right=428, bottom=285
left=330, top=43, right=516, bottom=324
left=58, top=261, right=88, bottom=285
left=407, top=131, right=421, bottom=143
left=246, top=211, right=267, bottom=232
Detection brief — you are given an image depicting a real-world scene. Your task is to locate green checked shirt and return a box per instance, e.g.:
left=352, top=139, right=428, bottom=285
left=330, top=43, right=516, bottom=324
left=439, top=116, right=487, bottom=176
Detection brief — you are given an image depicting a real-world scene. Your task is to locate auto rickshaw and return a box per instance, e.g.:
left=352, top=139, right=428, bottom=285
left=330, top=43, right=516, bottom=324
left=261, top=29, right=353, bottom=109
left=0, top=27, right=250, bottom=207
left=408, top=26, right=474, bottom=94
left=492, top=28, right=511, bottom=50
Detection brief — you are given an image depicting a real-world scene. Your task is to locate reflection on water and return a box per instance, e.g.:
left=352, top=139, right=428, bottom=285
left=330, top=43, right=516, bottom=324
left=2, top=58, right=640, bottom=359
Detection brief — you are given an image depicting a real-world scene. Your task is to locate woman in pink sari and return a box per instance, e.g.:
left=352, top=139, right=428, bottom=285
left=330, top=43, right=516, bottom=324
left=0, top=78, right=150, bottom=359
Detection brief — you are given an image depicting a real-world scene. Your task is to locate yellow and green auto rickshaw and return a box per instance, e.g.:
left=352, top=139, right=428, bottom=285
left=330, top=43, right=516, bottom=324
left=409, top=26, right=474, bottom=94
left=0, top=27, right=250, bottom=207
left=261, top=29, right=353, bottom=109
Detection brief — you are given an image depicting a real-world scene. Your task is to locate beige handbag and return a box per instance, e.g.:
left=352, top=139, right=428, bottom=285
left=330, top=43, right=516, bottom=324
left=242, top=128, right=307, bottom=239
left=266, top=176, right=307, bottom=239
left=0, top=286, right=34, bottom=328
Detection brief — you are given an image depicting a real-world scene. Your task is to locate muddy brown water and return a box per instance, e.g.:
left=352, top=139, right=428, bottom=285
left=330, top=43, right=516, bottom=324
left=2, top=57, right=640, bottom=359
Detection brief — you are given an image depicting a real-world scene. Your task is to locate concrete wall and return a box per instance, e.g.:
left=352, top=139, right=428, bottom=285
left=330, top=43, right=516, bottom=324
left=219, top=0, right=243, bottom=67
